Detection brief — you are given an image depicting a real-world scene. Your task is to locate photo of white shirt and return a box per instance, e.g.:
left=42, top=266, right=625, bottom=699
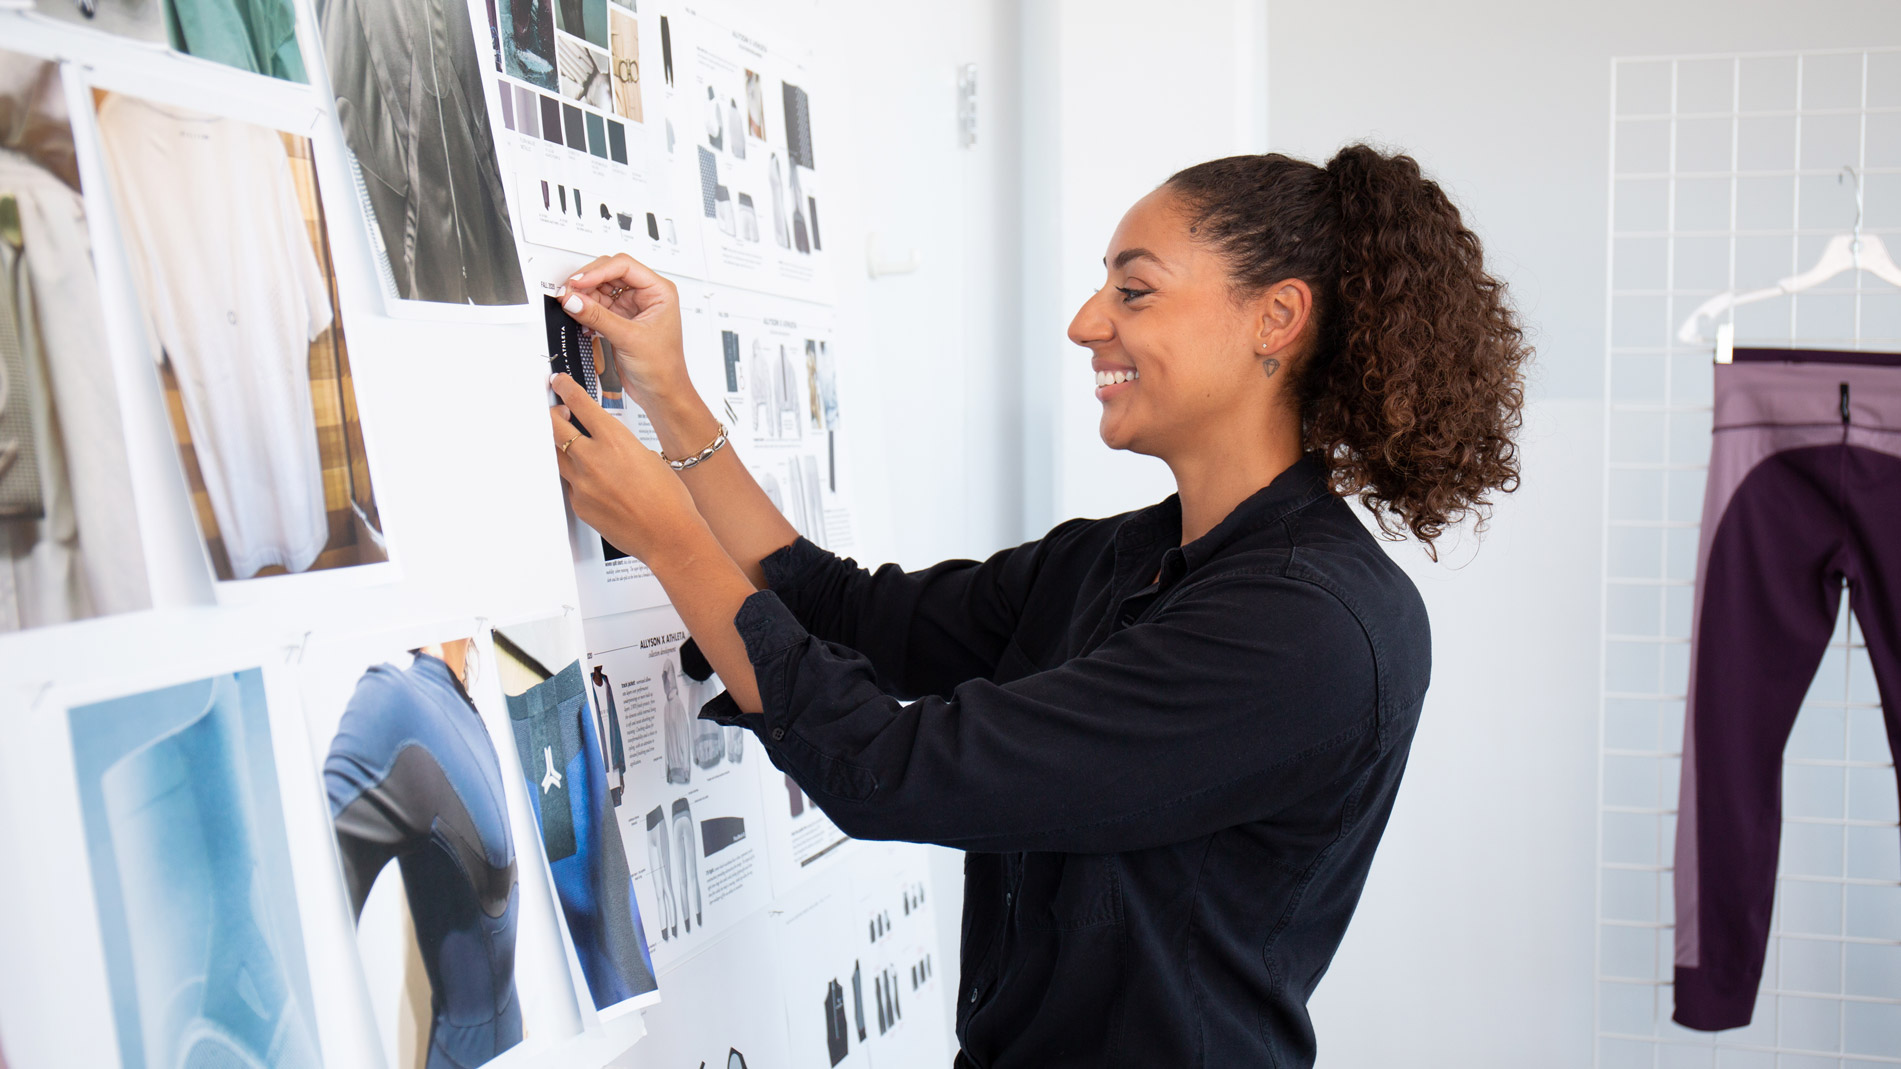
left=96, top=95, right=334, bottom=579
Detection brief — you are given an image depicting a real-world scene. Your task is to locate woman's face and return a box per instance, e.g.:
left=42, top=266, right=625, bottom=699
left=1067, top=186, right=1305, bottom=458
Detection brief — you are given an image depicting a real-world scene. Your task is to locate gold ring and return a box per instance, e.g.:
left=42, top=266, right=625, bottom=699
left=606, top=284, right=627, bottom=298
left=561, top=432, right=582, bottom=454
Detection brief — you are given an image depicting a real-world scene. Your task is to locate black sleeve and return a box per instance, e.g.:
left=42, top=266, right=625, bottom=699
left=701, top=573, right=1384, bottom=854
left=736, top=529, right=1086, bottom=699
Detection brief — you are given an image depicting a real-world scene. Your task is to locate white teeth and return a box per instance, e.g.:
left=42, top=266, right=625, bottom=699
left=1095, top=369, right=1139, bottom=388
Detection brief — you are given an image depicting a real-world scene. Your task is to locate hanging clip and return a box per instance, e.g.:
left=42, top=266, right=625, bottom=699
left=1713, top=322, right=1734, bottom=365
left=1840, top=382, right=1851, bottom=426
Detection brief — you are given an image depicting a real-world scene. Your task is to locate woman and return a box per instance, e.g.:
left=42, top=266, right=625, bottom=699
left=546, top=144, right=1528, bottom=1067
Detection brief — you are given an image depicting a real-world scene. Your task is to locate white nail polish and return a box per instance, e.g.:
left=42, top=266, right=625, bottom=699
left=549, top=373, right=558, bottom=386
left=570, top=272, right=585, bottom=281
left=564, top=295, right=583, bottom=314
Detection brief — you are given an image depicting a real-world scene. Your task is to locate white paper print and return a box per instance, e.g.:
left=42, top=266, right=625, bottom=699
left=754, top=734, right=853, bottom=895
left=686, top=3, right=834, bottom=303
left=623, top=911, right=796, bottom=1069
left=771, top=866, right=871, bottom=1069
left=488, top=0, right=708, bottom=278
left=583, top=605, right=774, bottom=974
left=845, top=846, right=952, bottom=1067
left=712, top=291, right=854, bottom=552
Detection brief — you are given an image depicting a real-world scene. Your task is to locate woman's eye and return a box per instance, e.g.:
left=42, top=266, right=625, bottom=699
left=1116, top=287, right=1152, bottom=304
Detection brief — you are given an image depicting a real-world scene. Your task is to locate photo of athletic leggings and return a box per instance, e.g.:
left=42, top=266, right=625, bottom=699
left=671, top=796, right=702, bottom=931
left=325, top=654, right=521, bottom=1068
left=1673, top=348, right=1901, bottom=1031
left=645, top=805, right=676, bottom=939
left=505, top=657, right=658, bottom=1008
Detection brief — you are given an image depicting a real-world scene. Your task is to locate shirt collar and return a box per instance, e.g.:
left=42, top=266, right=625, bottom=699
left=1114, top=454, right=1333, bottom=577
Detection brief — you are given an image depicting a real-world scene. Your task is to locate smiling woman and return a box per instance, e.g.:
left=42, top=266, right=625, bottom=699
left=544, top=140, right=1528, bottom=1069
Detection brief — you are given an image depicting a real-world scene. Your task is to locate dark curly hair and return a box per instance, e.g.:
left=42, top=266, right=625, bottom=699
left=1166, top=145, right=1528, bottom=553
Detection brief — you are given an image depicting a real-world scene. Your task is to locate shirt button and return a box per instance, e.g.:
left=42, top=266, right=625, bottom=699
left=968, top=988, right=979, bottom=1005
left=770, top=727, right=786, bottom=740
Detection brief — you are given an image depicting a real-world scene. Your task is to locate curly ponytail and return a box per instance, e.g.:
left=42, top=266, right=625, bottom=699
left=1166, top=145, right=1529, bottom=553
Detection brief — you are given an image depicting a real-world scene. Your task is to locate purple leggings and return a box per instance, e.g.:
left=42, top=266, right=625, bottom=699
left=1674, top=348, right=1901, bottom=1030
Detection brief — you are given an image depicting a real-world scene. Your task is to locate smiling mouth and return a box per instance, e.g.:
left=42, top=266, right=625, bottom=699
left=1094, top=368, right=1139, bottom=391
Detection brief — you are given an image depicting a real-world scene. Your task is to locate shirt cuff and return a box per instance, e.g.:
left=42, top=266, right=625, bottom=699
left=758, top=536, right=833, bottom=598
left=682, top=537, right=828, bottom=681
left=695, top=589, right=807, bottom=736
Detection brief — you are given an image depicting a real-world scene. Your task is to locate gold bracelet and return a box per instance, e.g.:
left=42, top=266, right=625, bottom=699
left=661, top=423, right=729, bottom=471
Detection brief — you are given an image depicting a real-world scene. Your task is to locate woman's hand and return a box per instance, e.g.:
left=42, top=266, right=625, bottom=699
left=548, top=372, right=701, bottom=561
left=556, top=254, right=690, bottom=408
left=547, top=371, right=767, bottom=714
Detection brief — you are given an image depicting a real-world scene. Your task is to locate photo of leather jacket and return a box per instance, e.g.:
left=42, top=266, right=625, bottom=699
left=316, top=0, right=527, bottom=306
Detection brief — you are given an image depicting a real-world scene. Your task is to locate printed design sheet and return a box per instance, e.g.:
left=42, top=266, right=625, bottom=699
left=488, top=0, right=708, bottom=278
left=755, top=732, right=852, bottom=894
left=845, top=847, right=949, bottom=1067
left=770, top=848, right=949, bottom=1069
left=622, top=912, right=795, bottom=1069
left=687, top=2, right=834, bottom=303
left=583, top=605, right=773, bottom=974
left=715, top=291, right=853, bottom=553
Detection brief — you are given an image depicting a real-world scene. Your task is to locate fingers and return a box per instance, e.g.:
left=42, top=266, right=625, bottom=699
left=548, top=405, right=582, bottom=474
left=568, top=253, right=669, bottom=296
left=550, top=372, right=612, bottom=428
left=559, top=288, right=647, bottom=346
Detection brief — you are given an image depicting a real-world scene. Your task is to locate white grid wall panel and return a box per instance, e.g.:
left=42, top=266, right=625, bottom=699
left=1597, top=47, right=1901, bottom=1069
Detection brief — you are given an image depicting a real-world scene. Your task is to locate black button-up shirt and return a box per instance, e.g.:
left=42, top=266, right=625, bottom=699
left=699, top=455, right=1431, bottom=1067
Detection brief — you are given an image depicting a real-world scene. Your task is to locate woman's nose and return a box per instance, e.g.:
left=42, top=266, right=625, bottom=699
left=1067, top=289, right=1112, bottom=348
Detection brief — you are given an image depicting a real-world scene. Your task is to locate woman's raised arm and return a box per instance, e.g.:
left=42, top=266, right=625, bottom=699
left=557, top=253, right=796, bottom=588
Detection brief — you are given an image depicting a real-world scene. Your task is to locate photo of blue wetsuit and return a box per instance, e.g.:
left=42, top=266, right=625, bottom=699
left=323, top=654, right=522, bottom=1069
left=503, top=656, right=657, bottom=1008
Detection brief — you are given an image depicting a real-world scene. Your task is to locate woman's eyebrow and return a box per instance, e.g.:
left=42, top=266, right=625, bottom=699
left=1106, top=248, right=1164, bottom=271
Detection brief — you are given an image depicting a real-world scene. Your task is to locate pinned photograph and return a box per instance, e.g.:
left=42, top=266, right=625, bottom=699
left=492, top=615, right=659, bottom=1011
left=609, top=7, right=642, bottom=122
left=745, top=69, right=765, bottom=140
left=316, top=0, right=527, bottom=306
left=557, top=34, right=612, bottom=111
left=554, top=0, right=607, bottom=49
left=0, top=51, right=151, bottom=630
left=304, top=633, right=549, bottom=1069
left=32, top=0, right=306, bottom=80
left=493, top=0, right=558, bottom=91
left=70, top=669, right=319, bottom=1069
left=93, top=93, right=389, bottom=583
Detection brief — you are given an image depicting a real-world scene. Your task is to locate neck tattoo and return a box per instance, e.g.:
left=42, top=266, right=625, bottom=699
left=1262, top=357, right=1281, bottom=379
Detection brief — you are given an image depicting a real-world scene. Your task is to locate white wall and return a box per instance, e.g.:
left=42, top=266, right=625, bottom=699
left=1018, top=0, right=1268, bottom=532
left=791, top=0, right=1026, bottom=1040
left=1262, top=6, right=1900, bottom=1066
left=1265, top=0, right=1901, bottom=403
left=1306, top=399, right=1603, bottom=1065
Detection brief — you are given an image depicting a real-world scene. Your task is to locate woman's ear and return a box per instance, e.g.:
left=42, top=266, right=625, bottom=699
left=1255, top=278, right=1312, bottom=355
left=1253, top=279, right=1312, bottom=381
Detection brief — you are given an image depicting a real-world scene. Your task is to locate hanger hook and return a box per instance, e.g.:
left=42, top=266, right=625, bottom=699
left=1840, top=165, right=1865, bottom=241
